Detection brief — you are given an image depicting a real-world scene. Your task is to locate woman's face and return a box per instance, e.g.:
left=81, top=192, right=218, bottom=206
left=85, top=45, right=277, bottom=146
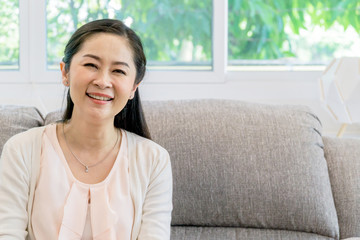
left=61, top=33, right=139, bottom=123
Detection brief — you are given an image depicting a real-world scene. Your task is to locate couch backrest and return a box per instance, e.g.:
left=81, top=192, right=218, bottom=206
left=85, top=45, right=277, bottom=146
left=142, top=100, right=339, bottom=239
left=0, top=105, right=44, bottom=154
left=1, top=100, right=341, bottom=238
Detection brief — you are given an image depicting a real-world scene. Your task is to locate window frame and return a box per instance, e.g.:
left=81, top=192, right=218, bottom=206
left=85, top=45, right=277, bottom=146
left=0, top=0, right=326, bottom=84
left=0, top=0, right=29, bottom=83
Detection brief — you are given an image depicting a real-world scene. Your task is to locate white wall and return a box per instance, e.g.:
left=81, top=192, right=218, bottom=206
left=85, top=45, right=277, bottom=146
left=1, top=70, right=359, bottom=138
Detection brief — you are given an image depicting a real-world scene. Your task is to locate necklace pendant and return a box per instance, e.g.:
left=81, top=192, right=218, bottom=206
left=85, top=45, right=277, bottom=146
left=85, top=166, right=89, bottom=173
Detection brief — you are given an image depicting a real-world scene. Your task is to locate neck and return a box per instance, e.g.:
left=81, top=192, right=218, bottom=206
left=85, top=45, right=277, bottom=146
left=64, top=113, right=118, bottom=151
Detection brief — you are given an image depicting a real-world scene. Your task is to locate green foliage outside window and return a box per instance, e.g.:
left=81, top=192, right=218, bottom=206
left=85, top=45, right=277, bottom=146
left=46, top=0, right=212, bottom=68
left=228, top=0, right=360, bottom=64
left=0, top=0, right=19, bottom=69
left=0, top=0, right=359, bottom=69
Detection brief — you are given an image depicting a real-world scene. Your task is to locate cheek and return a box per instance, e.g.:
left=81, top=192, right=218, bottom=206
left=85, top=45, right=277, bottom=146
left=68, top=75, right=85, bottom=98
left=119, top=84, right=133, bottom=94
left=70, top=70, right=94, bottom=86
left=118, top=75, right=136, bottom=88
left=114, top=82, right=133, bottom=98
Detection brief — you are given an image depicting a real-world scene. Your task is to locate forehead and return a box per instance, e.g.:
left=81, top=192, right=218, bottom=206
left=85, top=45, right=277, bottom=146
left=78, top=33, right=134, bottom=60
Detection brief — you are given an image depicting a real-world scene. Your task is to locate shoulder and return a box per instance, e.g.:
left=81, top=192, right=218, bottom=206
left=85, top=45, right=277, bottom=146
left=0, top=126, right=46, bottom=182
left=125, top=130, right=169, bottom=156
left=5, top=126, right=46, bottom=148
left=8, top=125, right=46, bottom=141
left=124, top=130, right=171, bottom=171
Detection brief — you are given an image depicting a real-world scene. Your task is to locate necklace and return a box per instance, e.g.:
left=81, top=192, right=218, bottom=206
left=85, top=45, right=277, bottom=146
left=62, top=123, right=119, bottom=173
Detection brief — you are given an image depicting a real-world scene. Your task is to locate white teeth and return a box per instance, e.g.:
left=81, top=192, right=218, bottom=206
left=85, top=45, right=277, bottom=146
left=88, top=93, right=112, bottom=101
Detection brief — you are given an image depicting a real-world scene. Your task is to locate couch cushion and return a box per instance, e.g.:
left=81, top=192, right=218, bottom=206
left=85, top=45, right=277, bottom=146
left=143, top=100, right=339, bottom=239
left=44, top=110, right=62, bottom=125
left=171, top=226, right=334, bottom=240
left=0, top=105, right=43, bottom=155
left=323, top=137, right=360, bottom=239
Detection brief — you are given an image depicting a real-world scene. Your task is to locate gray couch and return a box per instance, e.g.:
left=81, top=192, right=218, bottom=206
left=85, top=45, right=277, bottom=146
left=0, top=100, right=359, bottom=240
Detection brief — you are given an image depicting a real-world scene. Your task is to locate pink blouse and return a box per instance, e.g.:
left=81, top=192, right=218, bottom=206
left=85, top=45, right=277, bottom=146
left=31, top=124, right=134, bottom=240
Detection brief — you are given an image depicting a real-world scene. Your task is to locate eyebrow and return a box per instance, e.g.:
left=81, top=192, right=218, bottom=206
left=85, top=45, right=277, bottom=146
left=82, top=54, right=130, bottom=68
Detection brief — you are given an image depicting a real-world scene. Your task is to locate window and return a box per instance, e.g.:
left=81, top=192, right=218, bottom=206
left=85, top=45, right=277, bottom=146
left=228, top=0, right=360, bottom=71
left=46, top=0, right=212, bottom=70
left=0, top=0, right=19, bottom=70
left=0, top=0, right=358, bottom=83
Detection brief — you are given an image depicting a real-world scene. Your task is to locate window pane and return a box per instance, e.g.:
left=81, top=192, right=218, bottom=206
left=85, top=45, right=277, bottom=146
left=0, top=0, right=19, bottom=70
left=47, top=0, right=212, bottom=70
left=228, top=0, right=360, bottom=68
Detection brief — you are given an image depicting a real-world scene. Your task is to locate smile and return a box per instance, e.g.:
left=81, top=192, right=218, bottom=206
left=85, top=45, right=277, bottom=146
left=86, top=93, right=113, bottom=101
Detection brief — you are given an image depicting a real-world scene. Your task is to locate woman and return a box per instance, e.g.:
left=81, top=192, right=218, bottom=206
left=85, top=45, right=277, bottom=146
left=0, top=19, right=172, bottom=240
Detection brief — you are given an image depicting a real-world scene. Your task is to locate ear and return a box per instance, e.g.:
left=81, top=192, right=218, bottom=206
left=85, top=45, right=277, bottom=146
left=129, top=82, right=141, bottom=100
left=60, top=62, right=70, bottom=87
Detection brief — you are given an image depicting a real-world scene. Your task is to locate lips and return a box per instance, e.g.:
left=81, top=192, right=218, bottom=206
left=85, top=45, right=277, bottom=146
left=86, top=93, right=114, bottom=101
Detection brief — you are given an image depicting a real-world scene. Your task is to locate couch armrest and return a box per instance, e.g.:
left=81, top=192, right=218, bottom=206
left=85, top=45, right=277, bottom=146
left=323, top=136, right=360, bottom=239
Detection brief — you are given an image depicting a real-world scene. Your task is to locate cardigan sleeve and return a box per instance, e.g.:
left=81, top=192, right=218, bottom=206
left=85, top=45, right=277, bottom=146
left=137, top=147, right=173, bottom=240
left=0, top=135, right=31, bottom=239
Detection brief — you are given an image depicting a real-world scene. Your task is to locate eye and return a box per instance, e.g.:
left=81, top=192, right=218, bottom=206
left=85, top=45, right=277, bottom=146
left=84, top=63, right=98, bottom=69
left=113, top=69, right=127, bottom=75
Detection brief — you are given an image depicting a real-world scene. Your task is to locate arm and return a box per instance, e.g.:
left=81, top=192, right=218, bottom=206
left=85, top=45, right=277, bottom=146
left=0, top=138, right=30, bottom=239
left=137, top=150, right=173, bottom=240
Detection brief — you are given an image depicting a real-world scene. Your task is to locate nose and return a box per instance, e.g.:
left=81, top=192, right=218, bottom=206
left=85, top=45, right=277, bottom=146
left=93, top=72, right=112, bottom=89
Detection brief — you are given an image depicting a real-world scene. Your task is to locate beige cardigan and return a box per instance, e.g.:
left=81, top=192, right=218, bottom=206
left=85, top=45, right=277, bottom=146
left=0, top=126, right=172, bottom=240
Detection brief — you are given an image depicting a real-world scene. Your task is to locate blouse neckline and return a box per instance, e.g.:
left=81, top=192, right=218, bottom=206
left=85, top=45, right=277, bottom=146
left=46, top=123, right=127, bottom=187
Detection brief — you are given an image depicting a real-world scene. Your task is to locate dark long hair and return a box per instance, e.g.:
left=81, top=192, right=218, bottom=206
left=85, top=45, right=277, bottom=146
left=62, top=19, right=151, bottom=139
